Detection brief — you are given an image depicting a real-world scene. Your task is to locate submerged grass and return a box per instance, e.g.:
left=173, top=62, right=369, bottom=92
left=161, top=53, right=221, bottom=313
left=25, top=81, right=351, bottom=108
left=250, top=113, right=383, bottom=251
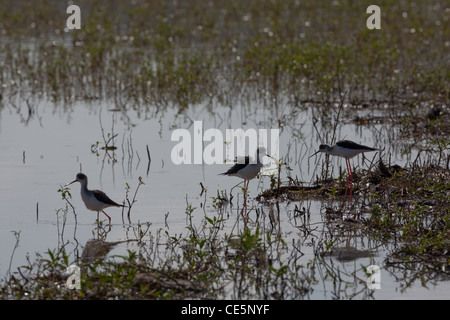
left=262, top=160, right=450, bottom=278
left=365, top=165, right=450, bottom=273
left=0, top=0, right=448, bottom=108
left=0, top=212, right=316, bottom=299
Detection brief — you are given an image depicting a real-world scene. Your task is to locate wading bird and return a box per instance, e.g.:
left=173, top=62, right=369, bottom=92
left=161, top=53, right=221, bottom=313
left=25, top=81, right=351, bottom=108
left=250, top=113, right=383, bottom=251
left=67, top=173, right=124, bottom=224
left=310, top=140, right=378, bottom=202
left=220, top=147, right=271, bottom=211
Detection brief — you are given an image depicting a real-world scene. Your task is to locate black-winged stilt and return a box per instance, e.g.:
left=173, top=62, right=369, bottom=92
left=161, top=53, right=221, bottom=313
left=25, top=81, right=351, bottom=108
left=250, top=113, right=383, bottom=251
left=220, top=147, right=270, bottom=210
left=311, top=140, right=378, bottom=201
left=67, top=173, right=124, bottom=223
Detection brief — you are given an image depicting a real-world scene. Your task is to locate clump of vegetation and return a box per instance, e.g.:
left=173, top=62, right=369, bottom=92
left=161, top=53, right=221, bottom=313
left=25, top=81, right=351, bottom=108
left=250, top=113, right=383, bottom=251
left=364, top=164, right=449, bottom=274
left=261, top=155, right=449, bottom=279
left=0, top=207, right=317, bottom=299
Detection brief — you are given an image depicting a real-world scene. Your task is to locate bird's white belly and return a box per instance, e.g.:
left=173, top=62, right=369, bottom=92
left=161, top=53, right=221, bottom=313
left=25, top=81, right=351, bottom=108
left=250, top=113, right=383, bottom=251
left=237, top=164, right=262, bottom=180
left=81, top=192, right=107, bottom=211
left=332, top=146, right=363, bottom=159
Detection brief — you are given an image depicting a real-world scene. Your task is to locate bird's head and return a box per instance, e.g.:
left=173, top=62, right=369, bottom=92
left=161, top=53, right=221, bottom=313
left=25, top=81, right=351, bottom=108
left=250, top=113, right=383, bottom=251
left=67, top=172, right=87, bottom=185
left=310, top=144, right=329, bottom=158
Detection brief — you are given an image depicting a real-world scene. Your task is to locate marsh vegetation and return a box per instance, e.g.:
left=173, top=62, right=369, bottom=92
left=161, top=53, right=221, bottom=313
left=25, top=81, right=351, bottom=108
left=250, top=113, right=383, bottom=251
left=0, top=0, right=448, bottom=299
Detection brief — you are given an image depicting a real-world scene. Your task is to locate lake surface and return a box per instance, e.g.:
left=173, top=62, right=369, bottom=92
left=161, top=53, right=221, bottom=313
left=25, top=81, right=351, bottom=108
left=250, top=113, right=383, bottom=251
left=0, top=96, right=448, bottom=299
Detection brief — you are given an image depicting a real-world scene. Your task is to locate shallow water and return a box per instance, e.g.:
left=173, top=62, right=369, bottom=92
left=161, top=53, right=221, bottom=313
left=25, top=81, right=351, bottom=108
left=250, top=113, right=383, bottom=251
left=0, top=97, right=448, bottom=299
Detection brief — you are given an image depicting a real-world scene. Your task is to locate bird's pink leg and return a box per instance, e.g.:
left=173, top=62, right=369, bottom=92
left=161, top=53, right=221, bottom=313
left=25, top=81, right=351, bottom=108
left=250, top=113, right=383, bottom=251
left=240, top=180, right=247, bottom=216
left=344, top=158, right=350, bottom=201
left=244, top=180, right=249, bottom=212
left=96, top=212, right=100, bottom=236
left=348, top=159, right=353, bottom=202
left=102, top=210, right=112, bottom=224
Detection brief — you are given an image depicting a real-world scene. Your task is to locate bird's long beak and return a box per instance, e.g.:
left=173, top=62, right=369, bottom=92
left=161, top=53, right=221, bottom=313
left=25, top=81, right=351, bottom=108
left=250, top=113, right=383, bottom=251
left=258, top=153, right=272, bottom=158
left=65, top=179, right=77, bottom=187
left=265, top=154, right=278, bottom=162
left=309, top=150, right=320, bottom=158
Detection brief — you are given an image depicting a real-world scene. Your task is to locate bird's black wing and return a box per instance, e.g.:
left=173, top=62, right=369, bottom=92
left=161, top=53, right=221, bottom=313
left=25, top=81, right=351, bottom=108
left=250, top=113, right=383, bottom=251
left=92, top=190, right=123, bottom=207
left=220, top=156, right=250, bottom=175
left=336, top=140, right=377, bottom=151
